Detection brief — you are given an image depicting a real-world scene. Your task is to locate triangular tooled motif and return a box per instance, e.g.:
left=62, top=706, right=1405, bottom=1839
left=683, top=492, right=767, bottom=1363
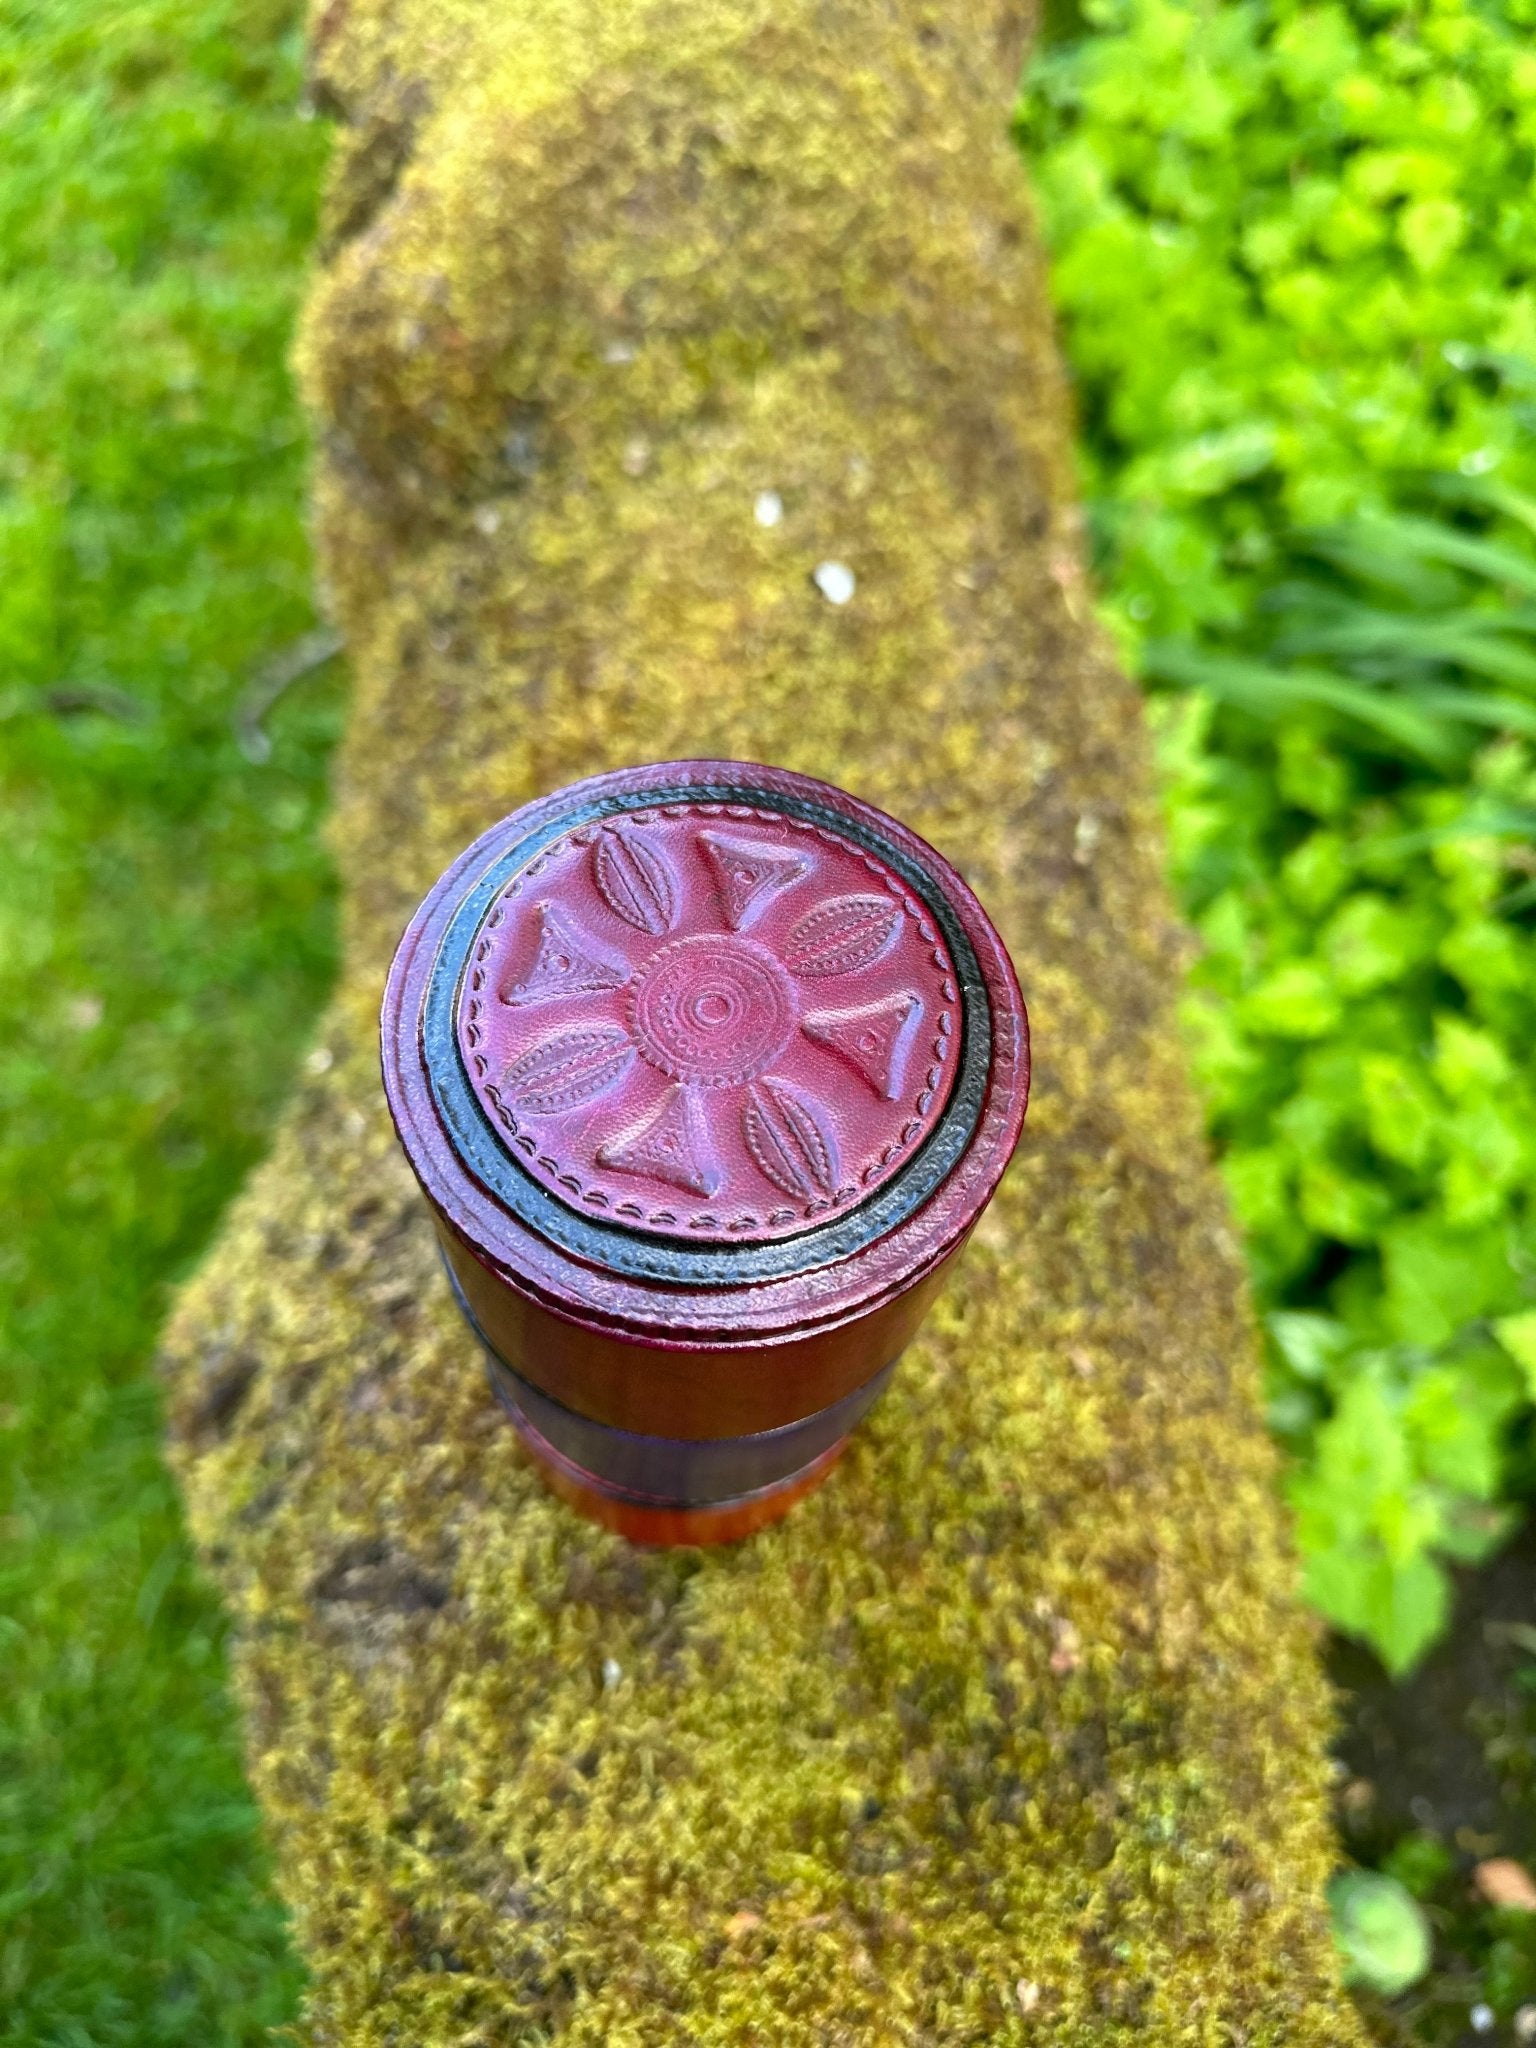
left=499, top=901, right=628, bottom=1005
left=698, top=830, right=809, bottom=931
left=596, top=1084, right=722, bottom=1198
left=803, top=992, right=924, bottom=1100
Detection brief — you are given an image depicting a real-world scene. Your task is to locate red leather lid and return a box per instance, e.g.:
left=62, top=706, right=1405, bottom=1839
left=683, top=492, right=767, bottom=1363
left=382, top=761, right=1028, bottom=1350
left=455, top=800, right=959, bottom=1244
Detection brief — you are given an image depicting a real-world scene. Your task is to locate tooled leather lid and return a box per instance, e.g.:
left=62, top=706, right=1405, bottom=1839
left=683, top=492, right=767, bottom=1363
left=382, top=760, right=1028, bottom=1342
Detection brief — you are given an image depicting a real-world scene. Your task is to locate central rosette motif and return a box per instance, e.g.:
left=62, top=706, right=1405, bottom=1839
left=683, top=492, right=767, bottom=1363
left=456, top=806, right=958, bottom=1238
left=628, top=934, right=796, bottom=1086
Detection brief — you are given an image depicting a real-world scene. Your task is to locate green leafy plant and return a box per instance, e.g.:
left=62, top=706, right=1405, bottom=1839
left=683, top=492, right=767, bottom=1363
left=1154, top=491, right=1536, bottom=1672
left=1330, top=1869, right=1434, bottom=1996
left=1020, top=0, right=1536, bottom=1671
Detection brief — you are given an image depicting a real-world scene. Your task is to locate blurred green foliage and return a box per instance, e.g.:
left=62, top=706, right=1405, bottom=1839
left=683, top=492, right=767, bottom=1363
left=1020, top=0, right=1536, bottom=1674
left=0, top=1, right=330, bottom=2039
left=1330, top=1868, right=1433, bottom=1996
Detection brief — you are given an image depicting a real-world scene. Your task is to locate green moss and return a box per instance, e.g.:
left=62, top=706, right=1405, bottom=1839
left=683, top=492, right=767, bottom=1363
left=161, top=0, right=1363, bottom=2037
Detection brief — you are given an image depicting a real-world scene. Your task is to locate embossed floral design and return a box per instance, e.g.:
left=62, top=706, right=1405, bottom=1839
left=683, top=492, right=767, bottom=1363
left=459, top=808, right=956, bottom=1236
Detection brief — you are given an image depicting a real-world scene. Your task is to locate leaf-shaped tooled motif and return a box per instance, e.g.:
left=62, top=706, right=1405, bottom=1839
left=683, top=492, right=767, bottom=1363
left=783, top=893, right=901, bottom=977
left=742, top=1077, right=839, bottom=1201
left=503, top=1026, right=634, bottom=1115
left=593, top=825, right=678, bottom=936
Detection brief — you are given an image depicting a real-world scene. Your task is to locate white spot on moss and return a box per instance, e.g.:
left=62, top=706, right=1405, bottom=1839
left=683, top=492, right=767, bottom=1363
left=813, top=560, right=855, bottom=605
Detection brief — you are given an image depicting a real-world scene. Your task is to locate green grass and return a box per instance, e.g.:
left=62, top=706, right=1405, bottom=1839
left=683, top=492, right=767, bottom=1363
left=0, top=3, right=334, bottom=2039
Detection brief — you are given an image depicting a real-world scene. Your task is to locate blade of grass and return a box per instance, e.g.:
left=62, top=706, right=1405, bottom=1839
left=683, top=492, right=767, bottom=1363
left=1272, top=615, right=1536, bottom=692
left=1337, top=515, right=1536, bottom=600
left=1294, top=527, right=1464, bottom=608
left=1142, top=643, right=1471, bottom=769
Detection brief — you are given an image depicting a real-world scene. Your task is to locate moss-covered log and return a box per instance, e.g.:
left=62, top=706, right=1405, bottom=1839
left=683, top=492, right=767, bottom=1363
left=160, top=1, right=1365, bottom=2038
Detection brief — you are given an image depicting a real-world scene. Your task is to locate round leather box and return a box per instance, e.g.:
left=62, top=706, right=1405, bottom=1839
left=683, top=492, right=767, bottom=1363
left=381, top=760, right=1029, bottom=1543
